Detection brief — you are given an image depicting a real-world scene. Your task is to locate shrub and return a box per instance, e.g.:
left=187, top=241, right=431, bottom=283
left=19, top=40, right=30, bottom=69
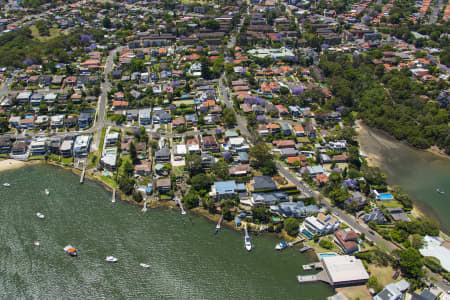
left=319, top=238, right=334, bottom=250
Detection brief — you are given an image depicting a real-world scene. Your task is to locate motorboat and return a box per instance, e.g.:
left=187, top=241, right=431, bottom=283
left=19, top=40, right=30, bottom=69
left=245, top=236, right=252, bottom=251
left=45, top=189, right=49, bottom=195
left=64, top=245, right=77, bottom=257
left=437, top=188, right=446, bottom=195
left=105, top=256, right=118, bottom=263
left=234, top=216, right=241, bottom=227
left=34, top=241, right=40, bottom=247
left=275, top=241, right=288, bottom=251
left=36, top=212, right=45, bottom=219
left=3, top=183, right=10, bottom=187
left=140, top=263, right=151, bottom=268
left=214, top=215, right=223, bottom=235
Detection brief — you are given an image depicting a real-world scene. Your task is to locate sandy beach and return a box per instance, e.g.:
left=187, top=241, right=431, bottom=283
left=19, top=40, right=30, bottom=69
left=0, top=159, right=28, bottom=172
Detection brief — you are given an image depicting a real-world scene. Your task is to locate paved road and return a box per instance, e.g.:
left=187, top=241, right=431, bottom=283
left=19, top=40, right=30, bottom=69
left=0, top=71, right=18, bottom=99
left=91, top=47, right=122, bottom=151
left=428, top=0, right=443, bottom=24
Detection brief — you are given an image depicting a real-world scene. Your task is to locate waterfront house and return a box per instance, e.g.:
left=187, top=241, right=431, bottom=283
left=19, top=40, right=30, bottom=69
left=11, top=141, right=27, bottom=155
left=29, top=141, right=46, bottom=156
left=135, top=161, right=152, bottom=176
left=301, top=213, right=340, bottom=236
left=250, top=192, right=288, bottom=206
left=210, top=180, right=239, bottom=201
left=321, top=255, right=369, bottom=287
left=156, top=178, right=171, bottom=193
left=0, top=135, right=11, bottom=154
left=60, top=140, right=73, bottom=157
left=387, top=207, right=411, bottom=222
left=361, top=208, right=387, bottom=225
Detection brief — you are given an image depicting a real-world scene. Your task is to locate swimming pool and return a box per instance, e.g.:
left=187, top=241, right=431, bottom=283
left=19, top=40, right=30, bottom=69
left=319, top=252, right=337, bottom=259
left=378, top=193, right=394, bottom=200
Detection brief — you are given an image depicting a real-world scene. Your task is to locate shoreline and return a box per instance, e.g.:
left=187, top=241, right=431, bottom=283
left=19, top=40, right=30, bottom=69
left=355, top=120, right=449, bottom=237
left=0, top=159, right=289, bottom=239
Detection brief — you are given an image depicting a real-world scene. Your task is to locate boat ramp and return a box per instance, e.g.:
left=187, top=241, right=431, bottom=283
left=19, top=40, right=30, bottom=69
left=112, top=188, right=116, bottom=203
left=174, top=197, right=186, bottom=215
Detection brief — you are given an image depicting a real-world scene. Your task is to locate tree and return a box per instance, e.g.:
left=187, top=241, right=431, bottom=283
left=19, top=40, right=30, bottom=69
left=394, top=248, right=425, bottom=280
left=412, top=234, right=424, bottom=250
left=118, top=176, right=135, bottom=195
left=132, top=190, right=143, bottom=202
left=102, top=16, right=112, bottom=28
left=138, top=126, right=148, bottom=143
left=222, top=107, right=237, bottom=126
left=186, top=154, right=203, bottom=175
left=183, top=189, right=199, bottom=209
left=212, top=160, right=229, bottom=181
left=191, top=173, right=213, bottom=191
left=122, top=159, right=134, bottom=177
left=319, top=238, right=334, bottom=249
left=284, top=218, right=300, bottom=236
left=204, top=19, right=220, bottom=30
left=129, top=142, right=137, bottom=164
left=249, top=143, right=272, bottom=168
left=261, top=159, right=277, bottom=176
left=252, top=207, right=270, bottom=223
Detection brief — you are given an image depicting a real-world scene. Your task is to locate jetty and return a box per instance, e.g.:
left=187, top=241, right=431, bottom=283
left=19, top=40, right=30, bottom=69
left=112, top=188, right=116, bottom=203
left=174, top=197, right=186, bottom=215
left=297, top=271, right=329, bottom=284
left=142, top=196, right=148, bottom=212
left=288, top=238, right=304, bottom=247
left=80, top=166, right=86, bottom=184
left=214, top=215, right=224, bottom=234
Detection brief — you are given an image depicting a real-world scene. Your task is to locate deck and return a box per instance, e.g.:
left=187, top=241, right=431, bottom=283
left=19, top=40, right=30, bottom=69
left=297, top=270, right=330, bottom=285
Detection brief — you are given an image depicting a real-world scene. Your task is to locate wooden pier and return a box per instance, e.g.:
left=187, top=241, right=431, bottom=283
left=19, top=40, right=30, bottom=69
left=288, top=237, right=305, bottom=247
left=297, top=271, right=329, bottom=285
left=112, top=188, right=116, bottom=203
left=80, top=166, right=86, bottom=184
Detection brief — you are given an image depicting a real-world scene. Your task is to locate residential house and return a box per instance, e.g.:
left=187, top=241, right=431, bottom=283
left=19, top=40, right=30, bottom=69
left=201, top=135, right=220, bottom=153
left=387, top=207, right=411, bottom=222
left=373, top=280, right=410, bottom=300
left=270, top=201, right=319, bottom=218
left=139, top=109, right=151, bottom=125
left=60, top=140, right=73, bottom=158
left=301, top=213, right=341, bottom=236
left=78, top=112, right=93, bottom=128
left=11, top=141, right=27, bottom=155
left=252, top=176, right=277, bottom=192
left=74, top=135, right=91, bottom=157
left=0, top=135, right=11, bottom=154
left=334, top=229, right=359, bottom=254
left=155, top=147, right=171, bottom=163
left=156, top=178, right=171, bottom=193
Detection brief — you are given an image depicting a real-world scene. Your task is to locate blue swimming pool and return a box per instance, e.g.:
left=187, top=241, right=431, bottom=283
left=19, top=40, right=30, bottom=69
left=319, top=252, right=337, bottom=259
left=378, top=193, right=394, bottom=200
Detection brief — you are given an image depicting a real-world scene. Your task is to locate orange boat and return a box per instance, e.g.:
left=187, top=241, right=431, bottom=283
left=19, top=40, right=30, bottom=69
left=64, top=245, right=78, bottom=257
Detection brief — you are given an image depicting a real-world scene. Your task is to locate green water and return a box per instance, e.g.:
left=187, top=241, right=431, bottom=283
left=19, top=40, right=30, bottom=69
left=357, top=124, right=450, bottom=233
left=0, top=164, right=334, bottom=299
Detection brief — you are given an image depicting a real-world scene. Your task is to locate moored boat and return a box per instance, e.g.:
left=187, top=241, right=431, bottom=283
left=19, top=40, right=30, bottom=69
left=234, top=216, right=241, bottom=227
left=45, top=189, right=49, bottom=195
left=275, top=241, right=288, bottom=251
left=63, top=245, right=77, bottom=257
left=140, top=263, right=151, bottom=268
left=36, top=212, right=45, bottom=219
left=300, top=245, right=311, bottom=253
left=244, top=226, right=252, bottom=251
left=437, top=188, right=445, bottom=195
left=34, top=241, right=40, bottom=247
left=105, top=256, right=118, bottom=263
left=3, top=183, right=10, bottom=187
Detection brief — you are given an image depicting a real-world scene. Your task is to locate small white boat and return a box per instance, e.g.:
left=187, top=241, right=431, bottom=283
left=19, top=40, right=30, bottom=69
left=245, top=236, right=252, bottom=251
left=45, top=189, right=49, bottom=195
left=275, top=241, right=288, bottom=251
left=437, top=188, right=446, bottom=195
left=140, top=263, right=151, bottom=268
left=3, top=183, right=10, bottom=187
left=34, top=241, right=40, bottom=247
left=105, top=256, right=118, bottom=263
left=36, top=212, right=45, bottom=219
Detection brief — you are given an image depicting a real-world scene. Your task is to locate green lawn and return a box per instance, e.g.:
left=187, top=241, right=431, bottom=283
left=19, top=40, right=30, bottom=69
left=99, top=175, right=117, bottom=188
left=30, top=25, right=61, bottom=41
left=379, top=200, right=403, bottom=208
left=61, top=157, right=73, bottom=165
left=173, top=100, right=195, bottom=106
left=119, top=155, right=132, bottom=176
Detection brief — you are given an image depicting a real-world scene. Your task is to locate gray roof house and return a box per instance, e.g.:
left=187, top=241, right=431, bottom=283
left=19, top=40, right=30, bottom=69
left=271, top=201, right=319, bottom=218
left=155, top=147, right=171, bottom=163
left=253, top=176, right=277, bottom=191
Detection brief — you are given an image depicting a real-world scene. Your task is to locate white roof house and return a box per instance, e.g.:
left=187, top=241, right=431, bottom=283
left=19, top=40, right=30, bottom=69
left=175, top=144, right=187, bottom=156
left=322, top=255, right=369, bottom=286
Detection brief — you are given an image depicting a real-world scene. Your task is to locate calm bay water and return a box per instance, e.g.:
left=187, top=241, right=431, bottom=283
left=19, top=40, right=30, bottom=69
left=0, top=164, right=333, bottom=299
left=357, top=123, right=450, bottom=233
